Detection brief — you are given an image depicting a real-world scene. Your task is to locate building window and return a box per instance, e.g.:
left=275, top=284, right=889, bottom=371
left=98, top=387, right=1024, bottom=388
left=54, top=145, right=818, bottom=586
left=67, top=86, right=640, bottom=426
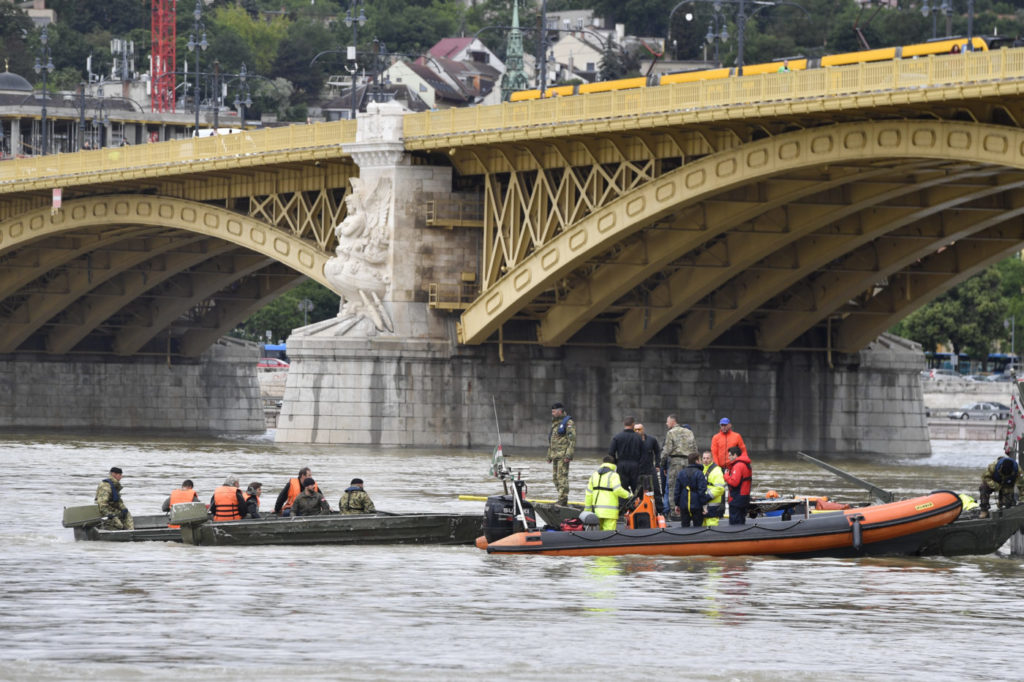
left=586, top=62, right=595, bottom=72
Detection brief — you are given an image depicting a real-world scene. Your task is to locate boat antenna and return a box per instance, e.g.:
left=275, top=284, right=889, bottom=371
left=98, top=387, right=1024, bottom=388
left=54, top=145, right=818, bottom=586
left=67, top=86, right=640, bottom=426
left=492, top=395, right=502, bottom=449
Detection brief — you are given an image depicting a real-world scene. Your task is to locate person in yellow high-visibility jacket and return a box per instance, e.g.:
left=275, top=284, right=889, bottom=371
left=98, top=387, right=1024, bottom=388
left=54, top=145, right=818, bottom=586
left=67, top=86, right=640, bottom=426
left=584, top=456, right=631, bottom=531
left=702, top=451, right=726, bottom=526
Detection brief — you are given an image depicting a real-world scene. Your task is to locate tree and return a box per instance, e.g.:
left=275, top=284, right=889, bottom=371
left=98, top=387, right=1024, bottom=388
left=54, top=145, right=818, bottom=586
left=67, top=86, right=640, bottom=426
left=232, top=280, right=340, bottom=344
left=0, top=4, right=34, bottom=77
left=599, top=41, right=641, bottom=81
left=893, top=267, right=1009, bottom=361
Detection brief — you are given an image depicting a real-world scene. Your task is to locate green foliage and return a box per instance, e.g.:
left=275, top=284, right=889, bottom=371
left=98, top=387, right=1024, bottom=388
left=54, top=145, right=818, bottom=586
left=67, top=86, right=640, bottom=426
left=0, top=4, right=34, bottom=77
left=208, top=5, right=289, bottom=73
left=892, top=263, right=1014, bottom=360
left=599, top=42, right=641, bottom=80
left=272, top=19, right=334, bottom=101
left=232, top=280, right=341, bottom=344
left=362, top=0, right=463, bottom=56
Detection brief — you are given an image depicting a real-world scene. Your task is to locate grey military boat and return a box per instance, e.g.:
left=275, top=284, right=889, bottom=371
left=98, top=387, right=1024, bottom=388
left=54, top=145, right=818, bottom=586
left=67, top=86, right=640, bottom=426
left=63, top=503, right=483, bottom=546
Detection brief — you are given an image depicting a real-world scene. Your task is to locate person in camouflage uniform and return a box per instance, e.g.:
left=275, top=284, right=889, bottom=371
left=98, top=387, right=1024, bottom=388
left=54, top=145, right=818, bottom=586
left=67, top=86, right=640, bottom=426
left=978, top=455, right=1022, bottom=518
left=95, top=466, right=134, bottom=530
left=547, top=402, right=576, bottom=506
left=339, top=478, right=376, bottom=514
left=291, top=478, right=332, bottom=516
left=661, top=414, right=697, bottom=517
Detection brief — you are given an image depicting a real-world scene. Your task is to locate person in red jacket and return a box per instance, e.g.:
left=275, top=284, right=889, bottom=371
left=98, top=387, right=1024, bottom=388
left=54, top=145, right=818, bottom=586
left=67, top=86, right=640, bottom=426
left=710, top=417, right=748, bottom=469
left=723, top=445, right=753, bottom=525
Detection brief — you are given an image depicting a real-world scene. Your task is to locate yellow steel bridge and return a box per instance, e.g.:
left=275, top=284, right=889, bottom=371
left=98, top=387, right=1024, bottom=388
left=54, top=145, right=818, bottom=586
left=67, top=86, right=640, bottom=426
left=4, top=47, right=1024, bottom=356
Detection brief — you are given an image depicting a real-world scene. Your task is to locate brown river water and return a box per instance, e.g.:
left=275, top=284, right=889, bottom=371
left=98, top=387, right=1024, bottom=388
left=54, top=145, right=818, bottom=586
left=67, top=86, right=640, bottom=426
left=1, top=432, right=1021, bottom=680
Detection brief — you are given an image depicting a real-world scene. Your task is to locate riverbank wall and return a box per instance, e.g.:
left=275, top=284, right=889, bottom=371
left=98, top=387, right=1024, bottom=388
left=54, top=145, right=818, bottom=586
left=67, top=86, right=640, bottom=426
left=0, top=340, right=263, bottom=433
left=275, top=332, right=930, bottom=457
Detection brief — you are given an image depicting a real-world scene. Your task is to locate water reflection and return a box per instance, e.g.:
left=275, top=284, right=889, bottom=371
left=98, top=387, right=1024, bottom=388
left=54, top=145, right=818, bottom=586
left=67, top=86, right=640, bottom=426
left=0, top=432, right=1022, bottom=679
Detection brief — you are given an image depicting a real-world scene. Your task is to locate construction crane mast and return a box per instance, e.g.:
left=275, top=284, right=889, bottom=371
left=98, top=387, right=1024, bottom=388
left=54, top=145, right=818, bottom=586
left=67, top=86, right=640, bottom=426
left=151, top=0, right=177, bottom=112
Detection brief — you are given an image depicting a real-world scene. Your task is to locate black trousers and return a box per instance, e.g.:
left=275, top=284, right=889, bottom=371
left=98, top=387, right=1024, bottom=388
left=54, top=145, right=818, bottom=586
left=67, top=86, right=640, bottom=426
left=617, top=461, right=640, bottom=493
left=728, top=495, right=750, bottom=525
left=679, top=508, right=704, bottom=527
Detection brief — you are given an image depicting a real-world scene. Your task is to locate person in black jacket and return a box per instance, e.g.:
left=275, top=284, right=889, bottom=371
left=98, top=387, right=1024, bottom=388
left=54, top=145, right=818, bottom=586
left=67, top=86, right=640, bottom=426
left=674, top=453, right=709, bottom=527
left=608, top=416, right=644, bottom=493
left=634, top=423, right=664, bottom=513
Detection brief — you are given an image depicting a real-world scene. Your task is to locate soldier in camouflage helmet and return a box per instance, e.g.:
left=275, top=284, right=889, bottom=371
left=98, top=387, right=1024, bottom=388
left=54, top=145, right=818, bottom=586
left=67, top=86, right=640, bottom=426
left=661, top=415, right=697, bottom=517
left=547, top=402, right=576, bottom=506
left=95, top=467, right=134, bottom=530
left=339, top=478, right=376, bottom=514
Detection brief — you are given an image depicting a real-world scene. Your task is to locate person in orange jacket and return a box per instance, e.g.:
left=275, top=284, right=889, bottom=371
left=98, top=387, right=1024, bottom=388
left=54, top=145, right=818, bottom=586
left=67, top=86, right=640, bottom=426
left=723, top=446, right=753, bottom=525
left=710, top=417, right=748, bottom=468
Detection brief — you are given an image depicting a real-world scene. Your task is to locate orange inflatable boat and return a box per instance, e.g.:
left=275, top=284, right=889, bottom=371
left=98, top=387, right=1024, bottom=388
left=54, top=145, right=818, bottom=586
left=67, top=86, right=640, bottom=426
left=481, top=491, right=964, bottom=558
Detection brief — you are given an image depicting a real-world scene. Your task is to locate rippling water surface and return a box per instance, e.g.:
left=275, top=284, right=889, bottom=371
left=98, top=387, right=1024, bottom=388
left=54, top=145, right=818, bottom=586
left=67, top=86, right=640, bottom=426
left=2, top=433, right=1022, bottom=680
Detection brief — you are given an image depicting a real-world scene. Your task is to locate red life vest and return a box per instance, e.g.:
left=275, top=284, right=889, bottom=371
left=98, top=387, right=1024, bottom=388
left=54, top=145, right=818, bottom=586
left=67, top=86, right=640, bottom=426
left=167, top=488, right=198, bottom=528
left=212, top=486, right=242, bottom=521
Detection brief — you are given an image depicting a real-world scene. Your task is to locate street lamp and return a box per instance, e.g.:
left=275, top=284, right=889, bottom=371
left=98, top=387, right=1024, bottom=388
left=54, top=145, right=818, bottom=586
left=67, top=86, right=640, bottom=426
left=1006, top=317, right=1016, bottom=369
left=186, top=0, right=208, bottom=135
left=77, top=81, right=87, bottom=150
left=966, top=0, right=975, bottom=52
left=33, top=25, right=54, bottom=156
left=344, top=0, right=367, bottom=119
left=91, top=83, right=110, bottom=149
left=232, top=63, right=252, bottom=125
left=919, top=0, right=952, bottom=39
left=705, top=15, right=729, bottom=66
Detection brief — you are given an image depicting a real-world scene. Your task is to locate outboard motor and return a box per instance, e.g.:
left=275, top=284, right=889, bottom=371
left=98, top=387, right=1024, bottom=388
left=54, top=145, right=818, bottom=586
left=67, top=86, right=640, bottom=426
left=483, top=494, right=537, bottom=543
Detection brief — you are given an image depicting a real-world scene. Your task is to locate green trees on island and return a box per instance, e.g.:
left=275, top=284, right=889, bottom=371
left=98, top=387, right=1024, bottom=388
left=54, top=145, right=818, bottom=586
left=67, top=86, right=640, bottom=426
left=891, top=257, right=1024, bottom=365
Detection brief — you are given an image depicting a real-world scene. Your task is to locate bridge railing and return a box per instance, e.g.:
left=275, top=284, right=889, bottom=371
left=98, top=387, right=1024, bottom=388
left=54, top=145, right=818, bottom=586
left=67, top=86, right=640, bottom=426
left=404, top=47, right=1024, bottom=140
left=0, top=120, right=357, bottom=188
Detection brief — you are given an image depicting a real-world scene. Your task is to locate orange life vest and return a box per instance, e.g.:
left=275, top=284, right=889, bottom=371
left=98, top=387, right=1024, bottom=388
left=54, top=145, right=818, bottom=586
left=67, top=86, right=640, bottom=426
left=283, top=478, right=317, bottom=511
left=167, top=488, right=199, bottom=528
left=212, top=485, right=243, bottom=521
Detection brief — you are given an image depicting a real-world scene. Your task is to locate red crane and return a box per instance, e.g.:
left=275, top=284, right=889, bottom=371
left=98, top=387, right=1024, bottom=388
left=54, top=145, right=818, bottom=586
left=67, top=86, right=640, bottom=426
left=151, top=0, right=177, bottom=112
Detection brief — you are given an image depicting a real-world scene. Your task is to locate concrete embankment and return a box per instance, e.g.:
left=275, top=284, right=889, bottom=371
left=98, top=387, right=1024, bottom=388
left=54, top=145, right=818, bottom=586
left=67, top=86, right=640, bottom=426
left=923, top=381, right=1018, bottom=440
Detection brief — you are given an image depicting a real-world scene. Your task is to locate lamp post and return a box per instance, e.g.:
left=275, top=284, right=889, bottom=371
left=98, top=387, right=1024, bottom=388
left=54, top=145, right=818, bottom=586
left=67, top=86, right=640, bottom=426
left=919, top=0, right=952, bottom=39
left=668, top=0, right=806, bottom=76
left=33, top=25, right=54, bottom=156
left=966, top=0, right=975, bottom=52
left=344, top=0, right=367, bottom=118
left=77, top=81, right=87, bottom=150
left=1006, top=317, right=1016, bottom=369
left=92, top=83, right=110, bottom=149
left=231, top=63, right=252, bottom=125
left=705, top=15, right=729, bottom=66
left=186, top=0, right=208, bottom=135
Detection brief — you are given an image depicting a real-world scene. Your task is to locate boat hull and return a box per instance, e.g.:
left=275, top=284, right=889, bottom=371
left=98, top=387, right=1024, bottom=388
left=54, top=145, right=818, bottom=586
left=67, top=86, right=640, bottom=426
left=71, top=512, right=483, bottom=546
left=485, top=491, right=968, bottom=557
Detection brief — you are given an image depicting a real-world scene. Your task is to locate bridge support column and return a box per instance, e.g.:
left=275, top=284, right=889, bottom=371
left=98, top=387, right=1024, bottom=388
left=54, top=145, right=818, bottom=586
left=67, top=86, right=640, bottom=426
left=0, top=341, right=264, bottom=433
left=275, top=333, right=930, bottom=458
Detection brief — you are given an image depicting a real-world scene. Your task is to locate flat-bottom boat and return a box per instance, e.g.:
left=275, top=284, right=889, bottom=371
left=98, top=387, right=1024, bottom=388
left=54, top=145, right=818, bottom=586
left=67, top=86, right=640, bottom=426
left=63, top=503, right=483, bottom=546
left=481, top=491, right=968, bottom=557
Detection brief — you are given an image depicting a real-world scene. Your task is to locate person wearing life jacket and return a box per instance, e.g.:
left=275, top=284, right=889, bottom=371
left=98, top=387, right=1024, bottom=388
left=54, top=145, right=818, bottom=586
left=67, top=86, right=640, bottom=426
left=701, top=450, right=727, bottom=526
left=711, top=417, right=748, bottom=469
left=244, top=481, right=263, bottom=519
left=978, top=455, right=1022, bottom=518
left=339, top=478, right=376, bottom=514
left=274, top=467, right=318, bottom=516
left=584, top=456, right=631, bottom=531
left=95, top=466, right=134, bottom=530
left=723, top=445, right=753, bottom=525
left=162, top=479, right=200, bottom=528
left=674, top=452, right=709, bottom=527
left=210, top=475, right=247, bottom=522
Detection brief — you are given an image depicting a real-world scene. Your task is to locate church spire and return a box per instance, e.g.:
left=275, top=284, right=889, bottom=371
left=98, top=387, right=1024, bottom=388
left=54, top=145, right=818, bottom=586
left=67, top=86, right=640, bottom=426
left=501, top=0, right=530, bottom=101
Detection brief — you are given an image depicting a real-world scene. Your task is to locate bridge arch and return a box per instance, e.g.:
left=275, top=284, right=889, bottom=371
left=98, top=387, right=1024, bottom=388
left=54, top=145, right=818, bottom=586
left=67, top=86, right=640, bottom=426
left=0, top=195, right=337, bottom=356
left=458, top=120, right=1024, bottom=352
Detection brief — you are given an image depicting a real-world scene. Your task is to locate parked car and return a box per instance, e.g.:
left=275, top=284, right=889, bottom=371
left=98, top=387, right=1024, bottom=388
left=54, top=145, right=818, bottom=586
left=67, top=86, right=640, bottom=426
left=985, top=373, right=1014, bottom=382
left=946, top=402, right=1010, bottom=420
left=258, top=357, right=290, bottom=369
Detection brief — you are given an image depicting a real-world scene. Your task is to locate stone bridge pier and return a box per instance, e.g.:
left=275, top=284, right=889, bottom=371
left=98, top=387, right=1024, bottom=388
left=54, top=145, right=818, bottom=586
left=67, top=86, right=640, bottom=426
left=276, top=104, right=931, bottom=458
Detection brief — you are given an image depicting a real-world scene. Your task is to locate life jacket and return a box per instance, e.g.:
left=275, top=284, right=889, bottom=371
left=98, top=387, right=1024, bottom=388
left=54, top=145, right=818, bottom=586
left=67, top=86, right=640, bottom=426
left=725, top=455, right=753, bottom=497
left=212, top=485, right=242, bottom=521
left=549, top=415, right=573, bottom=441
left=101, top=478, right=122, bottom=505
left=167, top=488, right=198, bottom=528
left=703, top=463, right=725, bottom=506
left=587, top=465, right=629, bottom=519
left=340, top=487, right=366, bottom=512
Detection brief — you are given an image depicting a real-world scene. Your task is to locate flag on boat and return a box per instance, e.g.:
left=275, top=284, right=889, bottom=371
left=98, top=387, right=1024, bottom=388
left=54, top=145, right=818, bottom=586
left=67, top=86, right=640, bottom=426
left=1004, top=379, right=1024, bottom=455
left=490, top=444, right=506, bottom=477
